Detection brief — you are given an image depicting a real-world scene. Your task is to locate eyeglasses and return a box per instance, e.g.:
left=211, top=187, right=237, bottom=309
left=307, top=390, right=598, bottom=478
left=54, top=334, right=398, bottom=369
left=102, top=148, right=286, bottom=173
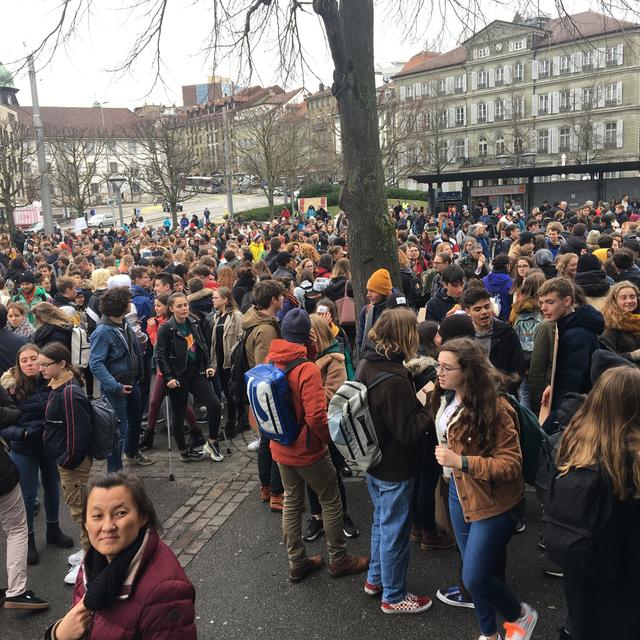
left=435, top=364, right=461, bottom=373
left=38, top=361, right=58, bottom=369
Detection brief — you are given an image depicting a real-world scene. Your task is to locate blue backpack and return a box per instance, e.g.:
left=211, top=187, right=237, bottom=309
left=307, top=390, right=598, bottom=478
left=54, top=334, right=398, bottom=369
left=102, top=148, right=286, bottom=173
left=245, top=358, right=308, bottom=445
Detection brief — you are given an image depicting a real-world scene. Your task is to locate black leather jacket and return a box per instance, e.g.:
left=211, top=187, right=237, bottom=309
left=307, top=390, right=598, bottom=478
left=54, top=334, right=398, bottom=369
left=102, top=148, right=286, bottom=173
left=155, top=315, right=212, bottom=382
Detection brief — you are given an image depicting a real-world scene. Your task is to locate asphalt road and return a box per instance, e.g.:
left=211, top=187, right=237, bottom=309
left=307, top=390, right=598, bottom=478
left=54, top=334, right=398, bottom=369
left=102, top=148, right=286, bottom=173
left=54, top=191, right=277, bottom=231
left=1, top=477, right=566, bottom=640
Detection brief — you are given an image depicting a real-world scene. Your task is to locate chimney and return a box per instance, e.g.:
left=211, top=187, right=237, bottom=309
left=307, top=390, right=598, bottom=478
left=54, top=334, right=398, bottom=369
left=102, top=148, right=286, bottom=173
left=319, top=82, right=325, bottom=92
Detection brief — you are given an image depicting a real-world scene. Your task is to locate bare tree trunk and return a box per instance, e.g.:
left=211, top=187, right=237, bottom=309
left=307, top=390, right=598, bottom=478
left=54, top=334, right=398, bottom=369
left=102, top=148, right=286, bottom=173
left=315, top=0, right=399, bottom=313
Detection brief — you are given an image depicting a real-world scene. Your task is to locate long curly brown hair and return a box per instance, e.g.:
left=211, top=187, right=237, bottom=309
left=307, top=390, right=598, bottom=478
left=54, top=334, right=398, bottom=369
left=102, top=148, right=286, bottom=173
left=429, top=337, right=503, bottom=455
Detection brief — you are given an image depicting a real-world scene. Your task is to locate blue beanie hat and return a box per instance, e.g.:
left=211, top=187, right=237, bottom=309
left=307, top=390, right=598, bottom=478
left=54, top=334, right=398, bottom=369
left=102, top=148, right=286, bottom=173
left=281, top=308, right=311, bottom=344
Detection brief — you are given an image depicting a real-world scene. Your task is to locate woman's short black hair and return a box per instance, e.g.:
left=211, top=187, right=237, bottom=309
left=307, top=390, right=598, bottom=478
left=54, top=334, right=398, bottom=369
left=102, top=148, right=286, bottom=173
left=100, top=286, right=131, bottom=318
left=82, top=472, right=161, bottom=533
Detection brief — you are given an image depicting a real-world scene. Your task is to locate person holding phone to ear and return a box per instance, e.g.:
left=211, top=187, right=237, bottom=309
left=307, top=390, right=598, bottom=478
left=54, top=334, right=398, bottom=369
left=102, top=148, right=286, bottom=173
left=156, top=293, right=223, bottom=463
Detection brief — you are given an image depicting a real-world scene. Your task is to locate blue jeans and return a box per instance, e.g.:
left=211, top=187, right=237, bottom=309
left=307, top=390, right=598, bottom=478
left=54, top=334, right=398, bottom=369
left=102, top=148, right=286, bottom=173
left=105, top=384, right=142, bottom=472
left=10, top=450, right=60, bottom=534
left=449, top=479, right=521, bottom=636
left=519, top=376, right=531, bottom=410
left=366, top=474, right=414, bottom=604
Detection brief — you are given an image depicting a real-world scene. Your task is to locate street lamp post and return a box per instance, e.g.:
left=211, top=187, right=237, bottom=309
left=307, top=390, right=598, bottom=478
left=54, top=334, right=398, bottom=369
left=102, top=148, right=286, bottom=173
left=107, top=175, right=126, bottom=227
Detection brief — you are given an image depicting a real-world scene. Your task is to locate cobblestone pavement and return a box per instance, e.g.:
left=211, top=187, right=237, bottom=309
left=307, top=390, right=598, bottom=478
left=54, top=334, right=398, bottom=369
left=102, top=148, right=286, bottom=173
left=95, top=427, right=261, bottom=567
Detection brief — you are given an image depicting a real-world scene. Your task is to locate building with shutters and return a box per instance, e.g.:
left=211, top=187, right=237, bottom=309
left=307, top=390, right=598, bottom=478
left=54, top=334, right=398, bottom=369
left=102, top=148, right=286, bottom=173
left=391, top=11, right=640, bottom=209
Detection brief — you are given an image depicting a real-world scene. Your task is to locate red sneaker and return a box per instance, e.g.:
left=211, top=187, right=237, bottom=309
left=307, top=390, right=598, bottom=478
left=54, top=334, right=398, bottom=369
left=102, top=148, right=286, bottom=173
left=364, top=581, right=382, bottom=596
left=381, top=593, right=433, bottom=615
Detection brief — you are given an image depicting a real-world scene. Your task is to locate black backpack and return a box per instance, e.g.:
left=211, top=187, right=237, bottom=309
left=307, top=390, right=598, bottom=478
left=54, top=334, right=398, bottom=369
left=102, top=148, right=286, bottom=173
left=200, top=311, right=217, bottom=351
left=239, top=290, right=254, bottom=313
left=89, top=396, right=120, bottom=460
left=228, top=325, right=257, bottom=405
left=541, top=464, right=615, bottom=577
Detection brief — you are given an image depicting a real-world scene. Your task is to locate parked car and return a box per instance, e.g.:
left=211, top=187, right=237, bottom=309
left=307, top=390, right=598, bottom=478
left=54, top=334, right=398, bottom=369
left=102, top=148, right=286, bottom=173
left=25, top=221, right=60, bottom=234
left=162, top=201, right=184, bottom=212
left=88, top=211, right=117, bottom=228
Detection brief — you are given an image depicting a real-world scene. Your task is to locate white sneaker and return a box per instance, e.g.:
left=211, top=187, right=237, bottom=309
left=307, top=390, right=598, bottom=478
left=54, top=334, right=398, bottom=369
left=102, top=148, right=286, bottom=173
left=247, top=438, right=260, bottom=452
left=67, top=549, right=84, bottom=566
left=504, top=602, right=538, bottom=640
left=64, top=560, right=82, bottom=585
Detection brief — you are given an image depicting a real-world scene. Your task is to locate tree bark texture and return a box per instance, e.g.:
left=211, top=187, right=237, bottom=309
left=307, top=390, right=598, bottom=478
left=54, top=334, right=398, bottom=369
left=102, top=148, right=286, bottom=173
left=315, top=0, right=399, bottom=313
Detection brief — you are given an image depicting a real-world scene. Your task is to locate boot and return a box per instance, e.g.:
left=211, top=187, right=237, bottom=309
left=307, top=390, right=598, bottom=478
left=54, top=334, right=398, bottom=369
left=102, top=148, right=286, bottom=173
left=27, top=532, right=39, bottom=566
left=46, top=522, right=74, bottom=548
left=139, top=428, right=155, bottom=451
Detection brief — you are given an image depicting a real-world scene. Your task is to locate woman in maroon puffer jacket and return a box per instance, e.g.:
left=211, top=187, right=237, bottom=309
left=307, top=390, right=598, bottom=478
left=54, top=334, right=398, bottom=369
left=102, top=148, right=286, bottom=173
left=45, top=473, right=196, bottom=640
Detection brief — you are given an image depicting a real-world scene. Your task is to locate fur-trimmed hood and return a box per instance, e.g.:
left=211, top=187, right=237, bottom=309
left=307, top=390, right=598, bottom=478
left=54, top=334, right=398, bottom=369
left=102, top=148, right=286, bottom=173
left=0, top=369, right=17, bottom=391
left=404, top=355, right=437, bottom=376
left=187, top=288, right=214, bottom=302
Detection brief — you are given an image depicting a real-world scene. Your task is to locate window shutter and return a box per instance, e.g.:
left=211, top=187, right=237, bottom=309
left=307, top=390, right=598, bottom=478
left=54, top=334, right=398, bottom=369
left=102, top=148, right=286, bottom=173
left=471, top=72, right=478, bottom=91
left=488, top=101, right=495, bottom=122
left=504, top=97, right=512, bottom=119
left=617, top=43, right=624, bottom=65
left=574, top=88, right=582, bottom=111
left=593, top=122, right=604, bottom=149
left=531, top=95, right=538, bottom=116
left=448, top=107, right=455, bottom=128
left=446, top=77, right=454, bottom=94
left=617, top=81, right=623, bottom=105
left=569, top=53, right=576, bottom=73
left=462, top=106, right=467, bottom=126
left=471, top=103, right=478, bottom=124
left=598, top=48, right=607, bottom=68
left=488, top=68, right=495, bottom=87
left=464, top=137, right=469, bottom=158
left=415, top=83, right=421, bottom=97
left=552, top=56, right=560, bottom=75
left=576, top=53, right=583, bottom=72
left=617, top=120, right=624, bottom=148
left=462, top=74, right=467, bottom=92
left=597, top=87, right=605, bottom=108
left=531, top=60, right=538, bottom=79
left=550, top=127, right=559, bottom=153
left=400, top=85, right=406, bottom=100
left=447, top=140, right=455, bottom=162
left=504, top=65, right=512, bottom=84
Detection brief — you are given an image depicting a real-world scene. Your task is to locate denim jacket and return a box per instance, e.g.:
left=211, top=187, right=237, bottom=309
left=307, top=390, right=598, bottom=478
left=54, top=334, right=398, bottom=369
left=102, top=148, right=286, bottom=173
left=89, top=316, right=143, bottom=396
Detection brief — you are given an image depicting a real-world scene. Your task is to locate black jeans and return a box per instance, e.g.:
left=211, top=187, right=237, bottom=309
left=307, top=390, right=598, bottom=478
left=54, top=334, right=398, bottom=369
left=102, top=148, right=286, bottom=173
left=258, top=436, right=283, bottom=495
left=168, top=364, right=221, bottom=451
left=219, top=367, right=245, bottom=425
left=412, top=431, right=440, bottom=532
left=307, top=442, right=347, bottom=515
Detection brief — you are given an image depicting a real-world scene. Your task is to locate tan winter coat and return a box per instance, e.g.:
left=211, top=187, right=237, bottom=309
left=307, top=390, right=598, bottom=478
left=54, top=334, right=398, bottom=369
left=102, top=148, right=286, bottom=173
left=209, top=310, right=243, bottom=370
left=314, top=350, right=347, bottom=406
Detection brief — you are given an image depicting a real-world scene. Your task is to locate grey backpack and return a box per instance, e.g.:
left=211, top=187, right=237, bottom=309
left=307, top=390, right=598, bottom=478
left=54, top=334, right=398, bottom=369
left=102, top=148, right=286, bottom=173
left=328, top=371, right=396, bottom=472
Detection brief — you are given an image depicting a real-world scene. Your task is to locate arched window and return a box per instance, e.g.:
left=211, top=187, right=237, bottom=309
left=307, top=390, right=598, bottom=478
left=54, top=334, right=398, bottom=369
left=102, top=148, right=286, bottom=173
left=495, top=134, right=506, bottom=155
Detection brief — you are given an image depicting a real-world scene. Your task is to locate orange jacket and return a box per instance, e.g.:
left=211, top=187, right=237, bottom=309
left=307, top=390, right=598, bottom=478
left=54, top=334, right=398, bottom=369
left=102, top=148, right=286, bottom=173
left=266, top=339, right=329, bottom=467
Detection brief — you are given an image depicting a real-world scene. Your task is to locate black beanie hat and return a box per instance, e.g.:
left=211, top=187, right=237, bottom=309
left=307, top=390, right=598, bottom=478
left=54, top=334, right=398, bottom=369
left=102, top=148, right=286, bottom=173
left=577, top=253, right=602, bottom=273
left=438, top=313, right=475, bottom=343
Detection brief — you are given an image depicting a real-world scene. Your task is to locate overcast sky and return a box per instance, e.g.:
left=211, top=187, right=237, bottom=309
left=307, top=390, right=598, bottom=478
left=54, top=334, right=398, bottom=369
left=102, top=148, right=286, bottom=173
left=0, top=0, right=628, bottom=109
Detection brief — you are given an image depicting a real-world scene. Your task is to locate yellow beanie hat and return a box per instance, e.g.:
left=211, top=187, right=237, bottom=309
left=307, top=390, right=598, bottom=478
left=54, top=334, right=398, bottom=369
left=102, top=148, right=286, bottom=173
left=366, top=268, right=393, bottom=296
left=592, top=248, right=609, bottom=264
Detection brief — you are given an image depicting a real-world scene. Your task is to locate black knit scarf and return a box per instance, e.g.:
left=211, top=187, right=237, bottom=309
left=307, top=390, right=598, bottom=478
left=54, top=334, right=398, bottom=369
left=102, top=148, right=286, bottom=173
left=83, top=526, right=148, bottom=611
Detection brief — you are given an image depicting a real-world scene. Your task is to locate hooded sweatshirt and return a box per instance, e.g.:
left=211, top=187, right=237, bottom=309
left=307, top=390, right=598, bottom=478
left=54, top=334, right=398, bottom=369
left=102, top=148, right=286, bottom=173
left=553, top=304, right=605, bottom=408
left=240, top=307, right=280, bottom=368
left=266, top=339, right=330, bottom=467
left=482, top=271, right=513, bottom=321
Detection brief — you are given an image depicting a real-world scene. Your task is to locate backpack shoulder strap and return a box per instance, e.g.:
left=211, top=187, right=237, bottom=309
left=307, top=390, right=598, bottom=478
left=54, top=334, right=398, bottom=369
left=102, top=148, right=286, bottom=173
left=367, top=371, right=398, bottom=389
left=283, top=357, right=309, bottom=374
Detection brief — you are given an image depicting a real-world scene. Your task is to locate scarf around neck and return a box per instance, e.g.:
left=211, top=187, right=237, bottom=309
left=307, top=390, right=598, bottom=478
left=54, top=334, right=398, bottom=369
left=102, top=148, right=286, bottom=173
left=83, top=525, right=148, bottom=611
left=609, top=312, right=640, bottom=335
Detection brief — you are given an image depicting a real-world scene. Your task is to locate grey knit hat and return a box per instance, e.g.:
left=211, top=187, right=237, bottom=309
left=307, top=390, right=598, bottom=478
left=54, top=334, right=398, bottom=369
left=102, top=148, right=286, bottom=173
left=281, top=308, right=311, bottom=344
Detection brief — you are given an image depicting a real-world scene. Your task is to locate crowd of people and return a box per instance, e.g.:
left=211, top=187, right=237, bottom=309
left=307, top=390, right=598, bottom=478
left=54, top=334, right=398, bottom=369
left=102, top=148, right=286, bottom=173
left=0, top=195, right=638, bottom=640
